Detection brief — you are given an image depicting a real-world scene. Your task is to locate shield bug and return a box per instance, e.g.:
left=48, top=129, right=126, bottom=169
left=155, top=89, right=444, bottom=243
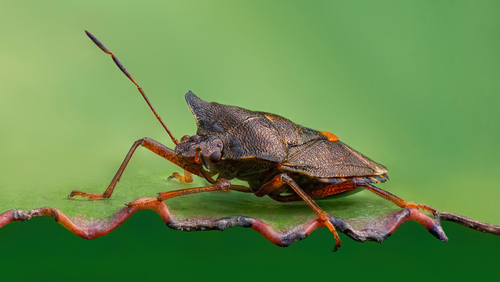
left=68, top=31, right=437, bottom=251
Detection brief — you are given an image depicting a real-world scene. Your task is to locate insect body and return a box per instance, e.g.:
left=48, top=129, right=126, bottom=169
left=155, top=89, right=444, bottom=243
left=180, top=92, right=390, bottom=193
left=69, top=31, right=436, bottom=251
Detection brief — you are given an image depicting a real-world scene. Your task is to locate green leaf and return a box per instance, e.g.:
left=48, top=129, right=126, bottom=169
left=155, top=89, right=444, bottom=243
left=8, top=170, right=492, bottom=247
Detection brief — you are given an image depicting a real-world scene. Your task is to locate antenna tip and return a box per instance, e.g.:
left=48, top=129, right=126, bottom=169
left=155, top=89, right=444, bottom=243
left=84, top=30, right=93, bottom=39
left=85, top=30, right=111, bottom=54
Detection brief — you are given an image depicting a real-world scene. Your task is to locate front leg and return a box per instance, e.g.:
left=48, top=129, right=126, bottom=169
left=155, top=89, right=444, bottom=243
left=166, top=135, right=195, bottom=183
left=168, top=171, right=194, bottom=183
left=255, top=173, right=342, bottom=251
left=68, top=137, right=203, bottom=199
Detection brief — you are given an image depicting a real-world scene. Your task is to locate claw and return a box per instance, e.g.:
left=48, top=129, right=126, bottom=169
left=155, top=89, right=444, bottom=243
left=67, top=190, right=105, bottom=200
left=405, top=203, right=437, bottom=218
left=168, top=172, right=182, bottom=181
left=67, top=190, right=88, bottom=199
left=420, top=204, right=438, bottom=218
left=333, top=241, right=342, bottom=252
left=332, top=231, right=342, bottom=252
left=125, top=201, right=141, bottom=212
left=323, top=218, right=342, bottom=252
left=125, top=198, right=157, bottom=212
left=168, top=172, right=192, bottom=183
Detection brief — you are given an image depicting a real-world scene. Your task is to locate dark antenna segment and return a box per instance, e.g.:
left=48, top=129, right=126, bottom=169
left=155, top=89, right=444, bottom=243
left=85, top=30, right=179, bottom=145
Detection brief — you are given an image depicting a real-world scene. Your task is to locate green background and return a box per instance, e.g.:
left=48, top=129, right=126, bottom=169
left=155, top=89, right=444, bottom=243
left=1, top=1, right=499, bottom=281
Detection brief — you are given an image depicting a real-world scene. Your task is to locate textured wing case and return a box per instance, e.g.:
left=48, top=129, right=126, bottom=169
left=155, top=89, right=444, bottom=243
left=185, top=91, right=388, bottom=178
left=283, top=139, right=388, bottom=177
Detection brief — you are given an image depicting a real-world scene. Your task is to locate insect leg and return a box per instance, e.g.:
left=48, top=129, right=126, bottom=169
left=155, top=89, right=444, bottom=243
left=228, top=184, right=254, bottom=193
left=125, top=178, right=230, bottom=210
left=268, top=178, right=437, bottom=216
left=67, top=137, right=203, bottom=200
left=255, top=173, right=342, bottom=251
left=167, top=171, right=193, bottom=183
left=166, top=135, right=195, bottom=183
left=269, top=180, right=359, bottom=202
left=351, top=178, right=437, bottom=216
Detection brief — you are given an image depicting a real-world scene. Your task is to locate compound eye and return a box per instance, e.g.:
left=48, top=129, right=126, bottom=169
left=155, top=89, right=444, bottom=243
left=209, top=151, right=221, bottom=163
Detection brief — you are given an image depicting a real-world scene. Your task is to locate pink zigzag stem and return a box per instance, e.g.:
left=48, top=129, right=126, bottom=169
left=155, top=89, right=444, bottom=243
left=1, top=197, right=498, bottom=246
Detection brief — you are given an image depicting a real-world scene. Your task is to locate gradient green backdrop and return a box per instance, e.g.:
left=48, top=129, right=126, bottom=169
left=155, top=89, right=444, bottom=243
left=1, top=1, right=499, bottom=281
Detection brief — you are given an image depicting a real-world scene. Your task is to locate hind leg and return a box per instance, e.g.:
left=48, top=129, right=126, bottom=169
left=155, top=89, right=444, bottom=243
left=267, top=178, right=436, bottom=216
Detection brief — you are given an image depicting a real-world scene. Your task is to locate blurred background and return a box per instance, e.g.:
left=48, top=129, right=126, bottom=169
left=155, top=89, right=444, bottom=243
left=0, top=1, right=499, bottom=281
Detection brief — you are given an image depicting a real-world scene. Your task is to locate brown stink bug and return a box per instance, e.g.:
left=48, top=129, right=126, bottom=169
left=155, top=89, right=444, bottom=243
left=68, top=31, right=437, bottom=251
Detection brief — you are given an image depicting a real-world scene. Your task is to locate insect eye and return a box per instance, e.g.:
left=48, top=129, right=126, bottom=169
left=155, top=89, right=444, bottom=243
left=209, top=151, right=221, bottom=163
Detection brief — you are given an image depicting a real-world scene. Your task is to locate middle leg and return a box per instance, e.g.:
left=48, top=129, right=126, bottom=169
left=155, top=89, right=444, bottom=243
left=254, top=173, right=343, bottom=251
left=126, top=178, right=231, bottom=210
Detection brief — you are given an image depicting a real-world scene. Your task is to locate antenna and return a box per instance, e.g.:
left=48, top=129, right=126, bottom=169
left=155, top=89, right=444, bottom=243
left=85, top=30, right=179, bottom=145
